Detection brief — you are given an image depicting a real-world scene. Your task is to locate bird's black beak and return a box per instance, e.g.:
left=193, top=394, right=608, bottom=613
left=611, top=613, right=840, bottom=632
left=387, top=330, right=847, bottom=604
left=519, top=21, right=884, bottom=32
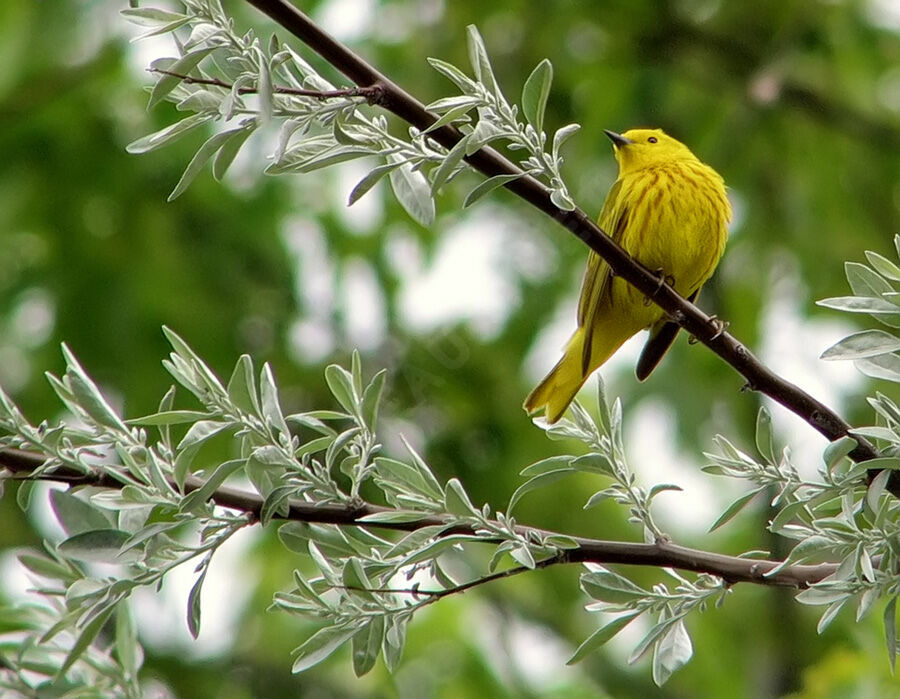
left=604, top=130, right=633, bottom=147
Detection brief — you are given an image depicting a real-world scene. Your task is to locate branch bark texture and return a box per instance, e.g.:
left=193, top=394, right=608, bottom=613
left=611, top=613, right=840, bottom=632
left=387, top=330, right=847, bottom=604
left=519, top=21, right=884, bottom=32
left=0, top=447, right=837, bottom=588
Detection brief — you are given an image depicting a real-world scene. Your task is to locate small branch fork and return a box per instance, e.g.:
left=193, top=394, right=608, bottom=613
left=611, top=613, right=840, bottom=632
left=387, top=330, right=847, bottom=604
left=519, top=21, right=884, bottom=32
left=0, top=448, right=838, bottom=589
left=237, top=0, right=886, bottom=478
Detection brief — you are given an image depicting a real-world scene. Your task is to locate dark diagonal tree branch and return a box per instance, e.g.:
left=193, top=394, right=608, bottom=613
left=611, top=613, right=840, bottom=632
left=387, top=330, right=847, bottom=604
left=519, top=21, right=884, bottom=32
left=240, top=0, right=883, bottom=475
left=0, top=447, right=839, bottom=588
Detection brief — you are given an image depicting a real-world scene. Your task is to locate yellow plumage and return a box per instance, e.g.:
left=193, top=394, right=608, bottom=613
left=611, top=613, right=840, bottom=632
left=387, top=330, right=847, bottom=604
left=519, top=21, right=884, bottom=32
left=524, top=128, right=731, bottom=423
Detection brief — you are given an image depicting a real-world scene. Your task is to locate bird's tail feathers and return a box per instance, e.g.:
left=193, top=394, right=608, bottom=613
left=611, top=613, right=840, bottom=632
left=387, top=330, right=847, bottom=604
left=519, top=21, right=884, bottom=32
left=524, top=328, right=621, bottom=423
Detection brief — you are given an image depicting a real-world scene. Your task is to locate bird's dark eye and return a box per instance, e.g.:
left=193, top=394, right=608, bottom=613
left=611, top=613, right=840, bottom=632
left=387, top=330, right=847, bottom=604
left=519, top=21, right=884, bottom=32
left=647, top=137, right=658, bottom=144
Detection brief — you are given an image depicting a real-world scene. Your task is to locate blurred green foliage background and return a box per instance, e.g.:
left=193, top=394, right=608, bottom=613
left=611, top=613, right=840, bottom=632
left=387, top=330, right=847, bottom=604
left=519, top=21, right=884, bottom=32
left=1, top=0, right=899, bottom=696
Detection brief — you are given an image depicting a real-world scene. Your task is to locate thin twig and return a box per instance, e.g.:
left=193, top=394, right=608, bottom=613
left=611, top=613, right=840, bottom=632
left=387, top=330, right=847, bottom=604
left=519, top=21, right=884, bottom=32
left=0, top=448, right=838, bottom=588
left=149, top=68, right=385, bottom=103
left=335, top=554, right=565, bottom=602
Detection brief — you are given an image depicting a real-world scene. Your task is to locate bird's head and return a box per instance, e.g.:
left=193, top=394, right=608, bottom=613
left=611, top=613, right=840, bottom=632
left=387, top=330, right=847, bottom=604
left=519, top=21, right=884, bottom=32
left=604, top=128, right=697, bottom=174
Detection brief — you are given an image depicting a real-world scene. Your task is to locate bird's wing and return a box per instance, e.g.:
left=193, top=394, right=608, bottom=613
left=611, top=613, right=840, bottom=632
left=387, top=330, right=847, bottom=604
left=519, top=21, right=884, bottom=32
left=635, top=288, right=699, bottom=381
left=578, top=179, right=629, bottom=373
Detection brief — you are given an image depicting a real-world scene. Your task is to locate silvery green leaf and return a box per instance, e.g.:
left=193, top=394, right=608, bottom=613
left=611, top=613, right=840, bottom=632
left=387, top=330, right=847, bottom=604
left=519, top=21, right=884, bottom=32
left=58, top=529, right=137, bottom=563
left=60, top=345, right=129, bottom=433
left=383, top=613, right=409, bottom=672
left=257, top=49, right=273, bottom=124
left=348, top=162, right=403, bottom=206
left=350, top=350, right=364, bottom=394
left=817, top=295, right=900, bottom=314
left=128, top=410, right=210, bottom=425
left=388, top=156, right=436, bottom=227
left=443, top=478, right=478, bottom=517
left=465, top=25, right=500, bottom=98
left=507, top=468, right=574, bottom=515
left=648, top=483, right=683, bottom=499
left=629, top=616, right=678, bottom=665
left=187, top=567, right=207, bottom=639
left=868, top=392, right=900, bottom=425
left=855, top=354, right=900, bottom=382
left=179, top=458, right=244, bottom=512
left=351, top=615, right=385, bottom=677
left=510, top=544, right=536, bottom=569
left=462, top=173, right=522, bottom=208
left=325, top=364, right=358, bottom=415
left=176, top=89, right=223, bottom=113
left=885, top=596, right=897, bottom=671
left=213, top=125, right=254, bottom=180
left=866, top=251, right=900, bottom=281
left=821, top=329, right=900, bottom=360
left=398, top=534, right=480, bottom=568
left=581, top=567, right=646, bottom=603
left=18, top=552, right=74, bottom=581
left=822, top=435, right=858, bottom=471
left=466, top=118, right=508, bottom=154
left=425, top=95, right=482, bottom=113
left=550, top=187, right=576, bottom=211
left=857, top=587, right=879, bottom=621
left=708, top=487, right=763, bottom=532
left=522, top=59, right=552, bottom=133
left=292, top=623, right=361, bottom=672
left=57, top=604, right=116, bottom=678
left=427, top=57, right=477, bottom=93
left=430, top=135, right=471, bottom=194
left=260, top=363, right=289, bottom=438
left=374, top=457, right=440, bottom=501
left=755, top=406, right=776, bottom=463
left=421, top=103, right=477, bottom=134
left=652, top=620, right=692, bottom=686
left=266, top=145, right=374, bottom=175
left=119, top=521, right=182, bottom=554
left=163, top=326, right=228, bottom=396
left=848, top=425, right=900, bottom=443
left=818, top=599, right=849, bottom=637
left=295, top=435, right=333, bottom=459
left=568, top=611, right=641, bottom=665
left=226, top=354, right=259, bottom=415
left=356, top=510, right=427, bottom=523
left=795, top=585, right=849, bottom=607
left=122, top=10, right=190, bottom=40
left=325, top=427, right=361, bottom=471
left=177, top=420, right=231, bottom=450
left=866, top=468, right=891, bottom=513
left=260, top=485, right=296, bottom=526
left=552, top=123, right=580, bottom=160
left=169, top=127, right=246, bottom=200
left=120, top=8, right=188, bottom=27
left=519, top=455, right=574, bottom=477
left=50, top=490, right=114, bottom=537
left=844, top=261, right=892, bottom=297
left=360, top=369, right=387, bottom=430
left=115, top=604, right=141, bottom=677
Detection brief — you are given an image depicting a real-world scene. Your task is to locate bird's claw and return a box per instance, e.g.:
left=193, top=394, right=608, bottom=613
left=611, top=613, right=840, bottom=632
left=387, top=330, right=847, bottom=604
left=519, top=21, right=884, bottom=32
left=644, top=269, right=675, bottom=306
left=708, top=315, right=729, bottom=340
left=687, top=316, right=729, bottom=344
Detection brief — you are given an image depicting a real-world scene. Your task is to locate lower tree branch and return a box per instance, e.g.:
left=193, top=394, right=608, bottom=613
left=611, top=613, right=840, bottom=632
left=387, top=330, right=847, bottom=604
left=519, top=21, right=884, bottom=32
left=240, top=0, right=883, bottom=474
left=0, top=447, right=838, bottom=588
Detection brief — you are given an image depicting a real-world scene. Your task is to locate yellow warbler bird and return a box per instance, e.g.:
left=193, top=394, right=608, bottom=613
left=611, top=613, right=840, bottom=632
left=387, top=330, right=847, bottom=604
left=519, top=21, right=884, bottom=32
left=524, top=128, right=731, bottom=423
